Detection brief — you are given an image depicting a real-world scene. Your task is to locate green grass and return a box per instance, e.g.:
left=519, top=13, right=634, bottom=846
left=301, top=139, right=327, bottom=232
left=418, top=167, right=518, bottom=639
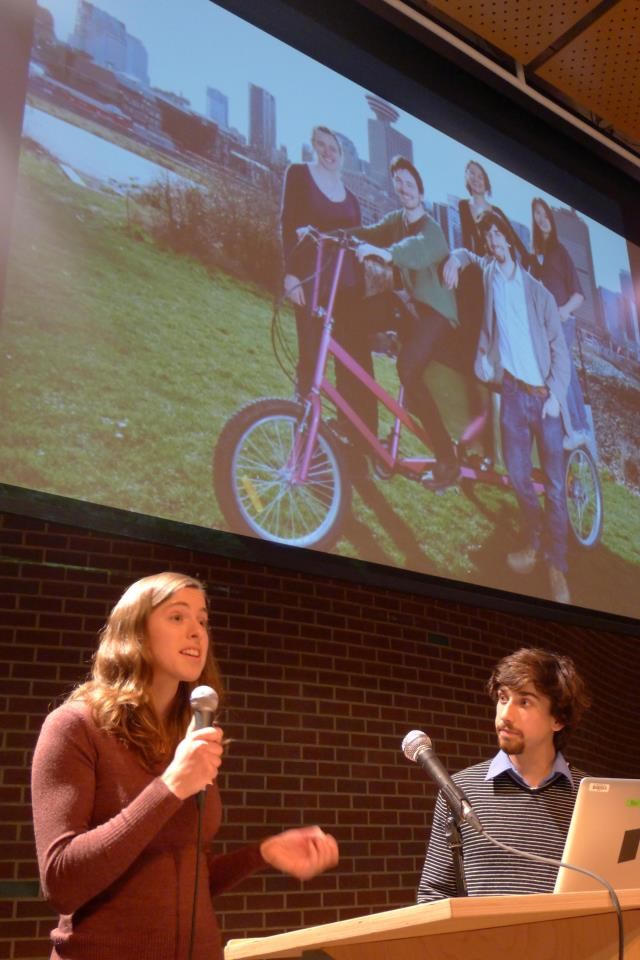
left=1, top=151, right=638, bottom=615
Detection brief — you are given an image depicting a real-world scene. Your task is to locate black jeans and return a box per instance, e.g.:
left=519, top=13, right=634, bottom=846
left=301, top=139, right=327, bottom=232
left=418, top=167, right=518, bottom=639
left=364, top=290, right=457, bottom=465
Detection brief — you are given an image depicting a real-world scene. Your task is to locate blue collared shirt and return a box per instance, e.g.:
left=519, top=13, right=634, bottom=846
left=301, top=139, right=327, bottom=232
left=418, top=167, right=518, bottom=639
left=485, top=750, right=573, bottom=791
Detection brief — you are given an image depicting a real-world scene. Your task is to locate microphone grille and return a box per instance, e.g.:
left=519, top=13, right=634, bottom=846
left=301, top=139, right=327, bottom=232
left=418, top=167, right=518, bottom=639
left=402, top=729, right=432, bottom=762
left=190, top=685, right=219, bottom=713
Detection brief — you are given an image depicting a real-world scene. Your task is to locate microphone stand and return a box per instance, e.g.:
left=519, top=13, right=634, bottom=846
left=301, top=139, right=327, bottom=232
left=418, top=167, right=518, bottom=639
left=444, top=808, right=468, bottom=897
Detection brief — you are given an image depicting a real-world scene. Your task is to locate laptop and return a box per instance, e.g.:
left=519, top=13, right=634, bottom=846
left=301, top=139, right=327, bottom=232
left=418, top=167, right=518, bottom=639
left=554, top=777, right=640, bottom=893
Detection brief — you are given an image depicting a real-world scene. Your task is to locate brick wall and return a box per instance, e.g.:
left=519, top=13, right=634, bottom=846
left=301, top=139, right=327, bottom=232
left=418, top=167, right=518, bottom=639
left=1, top=510, right=638, bottom=958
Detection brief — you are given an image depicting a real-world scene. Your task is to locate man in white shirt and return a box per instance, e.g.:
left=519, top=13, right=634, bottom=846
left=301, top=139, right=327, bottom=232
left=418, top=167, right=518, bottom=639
left=443, top=213, right=572, bottom=603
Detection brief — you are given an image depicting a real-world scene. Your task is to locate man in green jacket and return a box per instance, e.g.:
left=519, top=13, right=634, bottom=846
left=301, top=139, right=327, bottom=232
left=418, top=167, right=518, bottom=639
left=356, top=156, right=459, bottom=488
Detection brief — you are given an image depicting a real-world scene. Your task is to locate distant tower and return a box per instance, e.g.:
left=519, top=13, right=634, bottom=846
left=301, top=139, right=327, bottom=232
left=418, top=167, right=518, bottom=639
left=249, top=83, right=276, bottom=158
left=125, top=35, right=149, bottom=86
left=553, top=207, right=600, bottom=336
left=206, top=87, right=229, bottom=128
left=511, top=220, right=531, bottom=252
left=620, top=270, right=640, bottom=344
left=598, top=287, right=624, bottom=344
left=334, top=132, right=361, bottom=173
left=366, top=94, right=413, bottom=193
left=71, top=0, right=148, bottom=84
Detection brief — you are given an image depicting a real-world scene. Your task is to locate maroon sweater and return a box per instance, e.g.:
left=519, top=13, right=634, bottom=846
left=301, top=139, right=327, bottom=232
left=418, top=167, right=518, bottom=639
left=31, top=702, right=265, bottom=960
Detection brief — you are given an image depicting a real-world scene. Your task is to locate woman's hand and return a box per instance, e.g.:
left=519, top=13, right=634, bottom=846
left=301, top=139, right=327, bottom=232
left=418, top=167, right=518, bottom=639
left=260, top=826, right=338, bottom=880
left=284, top=273, right=305, bottom=306
left=161, top=724, right=224, bottom=800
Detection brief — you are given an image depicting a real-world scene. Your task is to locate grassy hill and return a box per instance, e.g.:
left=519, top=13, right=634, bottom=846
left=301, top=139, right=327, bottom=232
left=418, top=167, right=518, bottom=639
left=1, top=149, right=638, bottom=614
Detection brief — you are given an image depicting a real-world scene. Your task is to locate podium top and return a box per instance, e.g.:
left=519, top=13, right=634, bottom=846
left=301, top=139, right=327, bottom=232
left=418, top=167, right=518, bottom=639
left=224, top=889, right=640, bottom=959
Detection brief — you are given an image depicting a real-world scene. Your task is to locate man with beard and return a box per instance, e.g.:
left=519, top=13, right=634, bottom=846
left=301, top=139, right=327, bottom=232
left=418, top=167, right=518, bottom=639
left=354, top=156, right=460, bottom=489
left=416, top=647, right=591, bottom=901
left=443, top=214, right=572, bottom=604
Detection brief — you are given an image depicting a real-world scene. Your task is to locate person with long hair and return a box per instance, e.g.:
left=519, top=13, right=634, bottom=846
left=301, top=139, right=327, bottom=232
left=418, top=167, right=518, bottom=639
left=530, top=197, right=592, bottom=450
left=31, top=572, right=338, bottom=960
left=458, top=160, right=528, bottom=261
left=280, top=125, right=376, bottom=441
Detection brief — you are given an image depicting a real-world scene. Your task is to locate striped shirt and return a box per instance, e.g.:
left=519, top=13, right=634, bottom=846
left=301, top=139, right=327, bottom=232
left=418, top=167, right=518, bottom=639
left=417, top=756, right=587, bottom=902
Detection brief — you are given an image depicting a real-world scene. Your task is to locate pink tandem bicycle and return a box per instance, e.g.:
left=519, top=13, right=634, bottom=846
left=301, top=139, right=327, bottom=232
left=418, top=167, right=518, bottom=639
left=213, top=229, right=602, bottom=552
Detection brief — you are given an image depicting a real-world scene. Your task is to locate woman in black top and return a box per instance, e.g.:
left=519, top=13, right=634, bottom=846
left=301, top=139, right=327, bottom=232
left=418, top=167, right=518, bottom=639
left=530, top=197, right=590, bottom=449
left=280, top=126, right=376, bottom=438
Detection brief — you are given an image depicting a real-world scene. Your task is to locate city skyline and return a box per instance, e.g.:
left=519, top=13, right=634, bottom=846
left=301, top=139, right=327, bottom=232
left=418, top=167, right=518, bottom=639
left=39, top=0, right=633, bottom=295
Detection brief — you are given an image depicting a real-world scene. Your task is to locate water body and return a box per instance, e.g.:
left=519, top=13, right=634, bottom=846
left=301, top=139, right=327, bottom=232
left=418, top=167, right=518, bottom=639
left=22, top=105, right=197, bottom=190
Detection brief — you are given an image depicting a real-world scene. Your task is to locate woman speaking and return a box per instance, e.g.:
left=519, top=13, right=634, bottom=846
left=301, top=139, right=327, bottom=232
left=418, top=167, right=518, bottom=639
left=31, top=571, right=338, bottom=960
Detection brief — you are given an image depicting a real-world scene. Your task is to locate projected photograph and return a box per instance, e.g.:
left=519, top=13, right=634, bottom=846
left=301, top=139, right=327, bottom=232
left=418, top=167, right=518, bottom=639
left=1, top=0, right=639, bottom=617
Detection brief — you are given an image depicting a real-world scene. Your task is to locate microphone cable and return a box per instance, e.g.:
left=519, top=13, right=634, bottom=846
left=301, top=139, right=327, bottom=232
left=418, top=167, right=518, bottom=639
left=480, top=830, right=625, bottom=960
left=187, top=686, right=220, bottom=960
left=187, top=792, right=206, bottom=960
left=403, top=732, right=625, bottom=959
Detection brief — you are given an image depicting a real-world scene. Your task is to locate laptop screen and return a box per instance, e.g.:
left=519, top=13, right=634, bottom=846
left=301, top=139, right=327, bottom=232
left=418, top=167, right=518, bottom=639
left=554, top=777, right=640, bottom=893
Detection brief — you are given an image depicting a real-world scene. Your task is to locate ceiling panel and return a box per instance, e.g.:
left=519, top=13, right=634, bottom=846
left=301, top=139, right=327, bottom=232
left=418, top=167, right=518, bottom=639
left=535, top=0, right=640, bottom=145
left=417, top=0, right=604, bottom=63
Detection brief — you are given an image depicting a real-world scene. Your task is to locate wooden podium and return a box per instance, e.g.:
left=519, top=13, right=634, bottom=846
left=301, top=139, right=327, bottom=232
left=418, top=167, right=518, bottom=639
left=225, top=889, right=640, bottom=960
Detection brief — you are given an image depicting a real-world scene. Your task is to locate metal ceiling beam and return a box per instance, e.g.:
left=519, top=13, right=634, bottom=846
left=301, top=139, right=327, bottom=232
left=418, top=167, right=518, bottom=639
left=371, top=0, right=640, bottom=171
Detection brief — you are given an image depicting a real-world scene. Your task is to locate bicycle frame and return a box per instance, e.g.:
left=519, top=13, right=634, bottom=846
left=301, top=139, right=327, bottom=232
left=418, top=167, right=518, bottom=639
left=291, top=231, right=545, bottom=496
left=215, top=230, right=602, bottom=553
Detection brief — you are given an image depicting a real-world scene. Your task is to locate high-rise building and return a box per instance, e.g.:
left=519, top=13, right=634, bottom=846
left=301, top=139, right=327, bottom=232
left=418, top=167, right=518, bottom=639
left=598, top=287, right=625, bottom=344
left=620, top=270, right=640, bottom=345
left=366, top=94, right=413, bottom=194
left=334, top=132, right=361, bottom=174
left=249, top=83, right=276, bottom=158
left=511, top=220, right=531, bottom=252
left=125, top=35, right=149, bottom=86
left=71, top=1, right=149, bottom=84
left=446, top=195, right=463, bottom=250
left=206, top=87, right=229, bottom=128
left=553, top=207, right=600, bottom=336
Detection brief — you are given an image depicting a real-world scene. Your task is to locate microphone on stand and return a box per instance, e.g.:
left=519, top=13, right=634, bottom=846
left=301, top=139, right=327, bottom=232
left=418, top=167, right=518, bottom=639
left=402, top=730, right=483, bottom=834
left=190, top=685, right=220, bottom=809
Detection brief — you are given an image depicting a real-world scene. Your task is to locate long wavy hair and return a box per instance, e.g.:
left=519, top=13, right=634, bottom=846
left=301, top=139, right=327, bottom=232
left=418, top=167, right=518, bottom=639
left=465, top=159, right=492, bottom=197
left=67, top=572, right=224, bottom=770
left=531, top=197, right=559, bottom=255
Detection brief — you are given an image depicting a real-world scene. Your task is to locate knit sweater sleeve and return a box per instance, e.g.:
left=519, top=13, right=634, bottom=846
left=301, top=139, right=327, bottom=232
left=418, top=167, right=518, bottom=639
left=352, top=211, right=397, bottom=246
left=416, top=791, right=459, bottom=903
left=389, top=217, right=449, bottom=272
left=208, top=844, right=267, bottom=897
left=31, top=704, right=184, bottom=915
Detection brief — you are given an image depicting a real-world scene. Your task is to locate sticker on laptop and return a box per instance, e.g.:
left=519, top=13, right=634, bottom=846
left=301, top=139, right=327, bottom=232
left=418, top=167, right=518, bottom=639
left=588, top=782, right=610, bottom=792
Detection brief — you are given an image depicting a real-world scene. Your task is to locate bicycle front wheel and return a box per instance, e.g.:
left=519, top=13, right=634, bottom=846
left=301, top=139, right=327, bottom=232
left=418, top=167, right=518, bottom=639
left=565, top=446, right=603, bottom=548
left=213, top=398, right=350, bottom=550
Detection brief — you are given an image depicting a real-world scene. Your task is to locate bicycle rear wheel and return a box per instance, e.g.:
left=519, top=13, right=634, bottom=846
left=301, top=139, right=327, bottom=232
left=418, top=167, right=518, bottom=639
left=213, top=398, right=350, bottom=550
left=565, top=446, right=603, bottom=548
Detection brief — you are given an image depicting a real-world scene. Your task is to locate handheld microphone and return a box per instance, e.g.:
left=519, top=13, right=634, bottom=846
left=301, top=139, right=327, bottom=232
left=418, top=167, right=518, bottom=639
left=189, top=685, right=219, bottom=730
left=402, top=730, right=483, bottom=834
left=189, top=686, right=219, bottom=811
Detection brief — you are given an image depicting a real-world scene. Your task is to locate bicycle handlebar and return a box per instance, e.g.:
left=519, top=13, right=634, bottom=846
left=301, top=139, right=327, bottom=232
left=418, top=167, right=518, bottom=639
left=296, top=225, right=361, bottom=252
